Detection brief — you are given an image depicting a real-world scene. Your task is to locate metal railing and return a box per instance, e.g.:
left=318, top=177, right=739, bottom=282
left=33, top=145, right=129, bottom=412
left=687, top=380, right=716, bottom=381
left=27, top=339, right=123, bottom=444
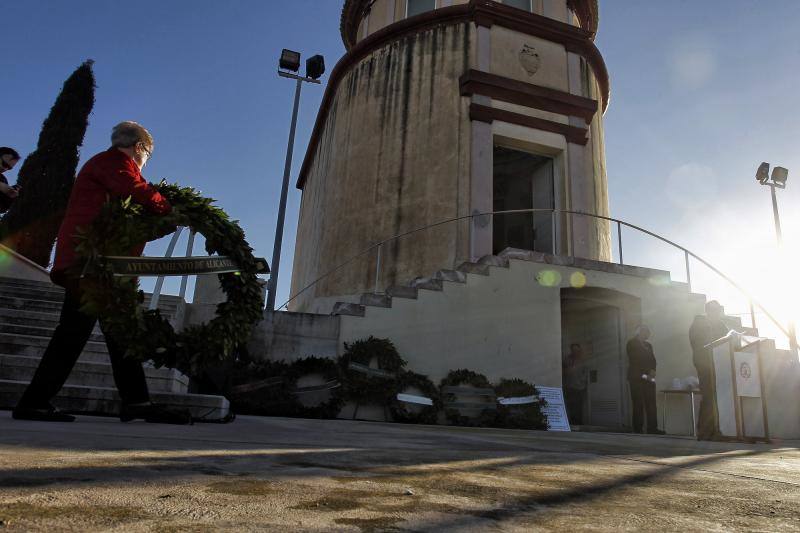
left=279, top=208, right=797, bottom=350
left=148, top=226, right=196, bottom=310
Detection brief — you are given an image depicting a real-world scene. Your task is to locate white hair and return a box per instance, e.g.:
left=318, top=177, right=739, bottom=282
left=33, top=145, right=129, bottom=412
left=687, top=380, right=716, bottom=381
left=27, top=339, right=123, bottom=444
left=111, top=121, right=153, bottom=151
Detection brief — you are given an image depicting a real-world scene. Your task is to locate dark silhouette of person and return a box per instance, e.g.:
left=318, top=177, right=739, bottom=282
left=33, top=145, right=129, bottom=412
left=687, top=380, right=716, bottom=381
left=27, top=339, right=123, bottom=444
left=689, top=300, right=729, bottom=440
left=626, top=325, right=663, bottom=434
left=563, top=343, right=587, bottom=425
left=0, top=147, right=21, bottom=213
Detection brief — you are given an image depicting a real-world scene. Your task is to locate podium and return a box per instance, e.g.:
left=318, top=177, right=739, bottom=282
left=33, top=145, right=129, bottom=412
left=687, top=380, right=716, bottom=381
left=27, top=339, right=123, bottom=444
left=707, top=332, right=770, bottom=442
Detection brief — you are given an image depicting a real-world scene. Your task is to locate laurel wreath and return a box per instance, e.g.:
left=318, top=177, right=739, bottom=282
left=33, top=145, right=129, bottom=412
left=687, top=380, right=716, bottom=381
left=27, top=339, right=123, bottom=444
left=493, top=378, right=548, bottom=430
left=440, top=369, right=497, bottom=427
left=74, top=181, right=265, bottom=378
left=390, top=370, right=441, bottom=424
left=339, top=336, right=406, bottom=404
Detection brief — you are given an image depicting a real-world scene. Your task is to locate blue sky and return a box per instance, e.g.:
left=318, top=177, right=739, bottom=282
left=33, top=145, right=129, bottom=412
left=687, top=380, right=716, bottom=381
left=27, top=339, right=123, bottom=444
left=3, top=1, right=798, bottom=343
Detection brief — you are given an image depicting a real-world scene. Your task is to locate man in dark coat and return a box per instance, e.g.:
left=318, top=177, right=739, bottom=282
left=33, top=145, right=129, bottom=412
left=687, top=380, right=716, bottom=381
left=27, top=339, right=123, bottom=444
left=12, top=122, right=190, bottom=424
left=0, top=147, right=21, bottom=213
left=689, top=300, right=729, bottom=440
left=626, top=325, right=663, bottom=434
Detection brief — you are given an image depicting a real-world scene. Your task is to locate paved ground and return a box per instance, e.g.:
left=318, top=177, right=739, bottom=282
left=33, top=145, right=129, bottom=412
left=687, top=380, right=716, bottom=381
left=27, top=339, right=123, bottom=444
left=0, top=413, right=798, bottom=532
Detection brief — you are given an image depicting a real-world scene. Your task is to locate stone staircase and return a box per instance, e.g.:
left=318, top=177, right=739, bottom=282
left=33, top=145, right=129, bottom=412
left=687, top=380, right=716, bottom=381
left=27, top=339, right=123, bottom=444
left=0, top=276, right=230, bottom=420
left=331, top=248, right=757, bottom=335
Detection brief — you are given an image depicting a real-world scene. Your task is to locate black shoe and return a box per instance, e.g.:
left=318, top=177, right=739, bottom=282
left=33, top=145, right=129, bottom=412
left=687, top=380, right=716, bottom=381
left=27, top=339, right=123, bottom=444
left=647, top=429, right=666, bottom=435
left=12, top=405, right=75, bottom=422
left=120, top=402, right=193, bottom=425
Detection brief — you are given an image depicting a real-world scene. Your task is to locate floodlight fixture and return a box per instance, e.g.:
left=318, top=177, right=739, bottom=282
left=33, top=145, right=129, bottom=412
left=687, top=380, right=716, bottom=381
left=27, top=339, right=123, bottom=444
left=279, top=49, right=301, bottom=72
left=306, top=54, right=326, bottom=80
left=771, top=166, right=788, bottom=188
left=756, top=162, right=770, bottom=184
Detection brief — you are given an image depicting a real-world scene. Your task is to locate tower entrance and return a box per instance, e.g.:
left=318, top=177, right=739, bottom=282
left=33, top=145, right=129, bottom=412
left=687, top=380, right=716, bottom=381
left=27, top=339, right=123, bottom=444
left=492, top=145, right=555, bottom=255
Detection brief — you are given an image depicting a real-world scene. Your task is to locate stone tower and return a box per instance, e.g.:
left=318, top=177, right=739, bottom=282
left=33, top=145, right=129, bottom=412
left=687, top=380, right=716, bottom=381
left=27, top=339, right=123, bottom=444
left=290, top=0, right=610, bottom=312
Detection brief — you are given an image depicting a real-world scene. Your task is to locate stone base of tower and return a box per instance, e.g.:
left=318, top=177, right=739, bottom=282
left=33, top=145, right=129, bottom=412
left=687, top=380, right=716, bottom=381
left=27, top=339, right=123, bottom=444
left=245, top=250, right=800, bottom=439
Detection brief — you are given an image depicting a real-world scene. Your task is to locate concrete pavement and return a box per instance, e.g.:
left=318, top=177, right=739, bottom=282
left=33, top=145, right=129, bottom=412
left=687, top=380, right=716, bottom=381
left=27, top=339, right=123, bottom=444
left=0, top=412, right=798, bottom=531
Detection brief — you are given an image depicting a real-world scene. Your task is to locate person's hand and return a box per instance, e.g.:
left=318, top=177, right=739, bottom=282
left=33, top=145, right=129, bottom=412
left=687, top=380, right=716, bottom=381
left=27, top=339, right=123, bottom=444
left=7, top=185, right=19, bottom=198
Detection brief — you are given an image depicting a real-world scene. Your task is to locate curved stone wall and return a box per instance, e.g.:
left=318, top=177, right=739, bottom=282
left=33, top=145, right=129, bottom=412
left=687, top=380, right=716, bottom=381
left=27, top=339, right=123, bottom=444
left=290, top=24, right=474, bottom=312
left=289, top=0, right=611, bottom=312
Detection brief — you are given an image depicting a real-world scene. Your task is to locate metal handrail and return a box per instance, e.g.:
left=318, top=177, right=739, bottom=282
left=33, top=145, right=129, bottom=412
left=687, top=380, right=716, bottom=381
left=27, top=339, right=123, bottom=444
left=148, top=226, right=196, bottom=310
left=278, top=208, right=795, bottom=348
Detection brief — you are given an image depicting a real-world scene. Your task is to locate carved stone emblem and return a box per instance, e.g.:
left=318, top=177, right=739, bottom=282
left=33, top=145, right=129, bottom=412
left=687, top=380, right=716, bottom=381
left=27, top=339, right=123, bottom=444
left=519, top=44, right=541, bottom=76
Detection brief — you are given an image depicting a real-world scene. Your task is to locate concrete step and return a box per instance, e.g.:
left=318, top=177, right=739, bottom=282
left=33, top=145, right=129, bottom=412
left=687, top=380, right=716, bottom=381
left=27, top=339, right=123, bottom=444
left=0, top=296, right=65, bottom=313
left=359, top=293, right=392, bottom=308
left=434, top=269, right=467, bottom=284
left=456, top=262, right=490, bottom=276
left=332, top=302, right=366, bottom=317
left=0, top=354, right=189, bottom=393
left=386, top=286, right=418, bottom=300
left=477, top=255, right=510, bottom=268
left=0, top=286, right=182, bottom=313
left=0, top=276, right=57, bottom=290
left=409, top=277, right=444, bottom=291
left=0, top=307, right=62, bottom=325
left=0, top=286, right=65, bottom=302
left=0, top=379, right=229, bottom=420
left=0, top=297, right=177, bottom=321
left=0, top=333, right=110, bottom=360
left=0, top=322, right=105, bottom=343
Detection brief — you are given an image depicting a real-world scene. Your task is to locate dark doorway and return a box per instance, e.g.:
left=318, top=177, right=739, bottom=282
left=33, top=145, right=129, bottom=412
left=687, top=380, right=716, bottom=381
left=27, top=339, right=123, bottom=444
left=493, top=145, right=554, bottom=255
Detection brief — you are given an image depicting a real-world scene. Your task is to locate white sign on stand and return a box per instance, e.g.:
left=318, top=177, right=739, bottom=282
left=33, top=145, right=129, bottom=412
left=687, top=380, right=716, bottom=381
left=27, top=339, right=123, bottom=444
left=537, top=386, right=571, bottom=432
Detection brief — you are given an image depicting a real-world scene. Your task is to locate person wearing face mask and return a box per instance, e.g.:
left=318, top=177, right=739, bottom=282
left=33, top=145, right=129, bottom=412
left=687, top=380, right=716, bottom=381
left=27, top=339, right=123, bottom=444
left=12, top=122, right=191, bottom=424
left=0, top=147, right=21, bottom=213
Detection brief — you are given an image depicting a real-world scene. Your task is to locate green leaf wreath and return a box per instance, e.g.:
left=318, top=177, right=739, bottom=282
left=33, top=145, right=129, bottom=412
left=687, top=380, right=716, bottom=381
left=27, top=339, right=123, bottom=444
left=494, top=378, right=548, bottom=430
left=74, top=181, right=265, bottom=378
left=439, top=369, right=497, bottom=427
left=389, top=370, right=441, bottom=425
left=339, top=336, right=406, bottom=404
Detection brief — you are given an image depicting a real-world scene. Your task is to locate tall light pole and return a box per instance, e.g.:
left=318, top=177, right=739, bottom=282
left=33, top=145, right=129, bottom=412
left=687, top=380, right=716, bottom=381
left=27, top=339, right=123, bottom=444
left=266, top=50, right=325, bottom=311
left=756, top=162, right=797, bottom=355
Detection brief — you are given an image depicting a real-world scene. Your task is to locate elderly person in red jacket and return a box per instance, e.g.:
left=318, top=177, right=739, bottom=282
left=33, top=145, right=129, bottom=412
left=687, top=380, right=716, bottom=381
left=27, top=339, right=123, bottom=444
left=13, top=122, right=191, bottom=424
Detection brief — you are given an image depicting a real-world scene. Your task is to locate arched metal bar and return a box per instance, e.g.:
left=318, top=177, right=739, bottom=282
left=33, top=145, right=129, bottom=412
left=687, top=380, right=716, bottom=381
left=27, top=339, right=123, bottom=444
left=148, top=226, right=184, bottom=310
left=278, top=208, right=794, bottom=346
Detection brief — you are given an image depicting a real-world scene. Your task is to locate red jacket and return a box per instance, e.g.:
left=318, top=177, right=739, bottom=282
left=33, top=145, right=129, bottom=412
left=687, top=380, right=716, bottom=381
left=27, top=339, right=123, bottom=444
left=52, top=148, right=172, bottom=277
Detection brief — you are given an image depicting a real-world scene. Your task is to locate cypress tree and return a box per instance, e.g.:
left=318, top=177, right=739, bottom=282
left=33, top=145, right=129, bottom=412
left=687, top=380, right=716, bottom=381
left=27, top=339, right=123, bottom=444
left=2, top=60, right=95, bottom=267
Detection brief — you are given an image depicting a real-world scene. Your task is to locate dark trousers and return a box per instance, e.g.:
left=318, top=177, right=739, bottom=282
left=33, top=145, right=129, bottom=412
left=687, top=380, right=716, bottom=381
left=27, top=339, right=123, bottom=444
left=695, top=358, right=718, bottom=438
left=629, top=378, right=657, bottom=433
left=564, top=388, right=586, bottom=425
left=17, top=276, right=150, bottom=409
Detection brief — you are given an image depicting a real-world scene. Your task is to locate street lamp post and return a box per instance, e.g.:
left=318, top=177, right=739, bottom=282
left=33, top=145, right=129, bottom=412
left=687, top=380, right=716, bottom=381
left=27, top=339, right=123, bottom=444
left=266, top=51, right=325, bottom=312
left=756, top=162, right=797, bottom=355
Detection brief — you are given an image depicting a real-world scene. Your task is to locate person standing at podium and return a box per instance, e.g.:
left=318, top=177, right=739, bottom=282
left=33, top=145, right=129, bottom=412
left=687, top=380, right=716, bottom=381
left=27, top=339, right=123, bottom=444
left=689, top=300, right=729, bottom=440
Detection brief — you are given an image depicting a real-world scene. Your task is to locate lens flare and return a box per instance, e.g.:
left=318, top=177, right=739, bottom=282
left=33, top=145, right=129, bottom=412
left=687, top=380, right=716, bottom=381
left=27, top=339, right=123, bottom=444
left=536, top=270, right=561, bottom=287
left=0, top=249, right=10, bottom=271
left=570, top=271, right=587, bottom=289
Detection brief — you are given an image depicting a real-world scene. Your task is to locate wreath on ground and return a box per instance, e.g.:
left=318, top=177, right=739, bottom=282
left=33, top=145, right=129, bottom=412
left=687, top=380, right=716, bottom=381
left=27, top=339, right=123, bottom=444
left=494, top=378, right=548, bottom=430
left=439, top=369, right=497, bottom=427
left=389, top=370, right=441, bottom=425
left=288, top=356, right=345, bottom=419
left=338, top=336, right=406, bottom=404
left=225, top=359, right=296, bottom=417
left=74, top=181, right=265, bottom=378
